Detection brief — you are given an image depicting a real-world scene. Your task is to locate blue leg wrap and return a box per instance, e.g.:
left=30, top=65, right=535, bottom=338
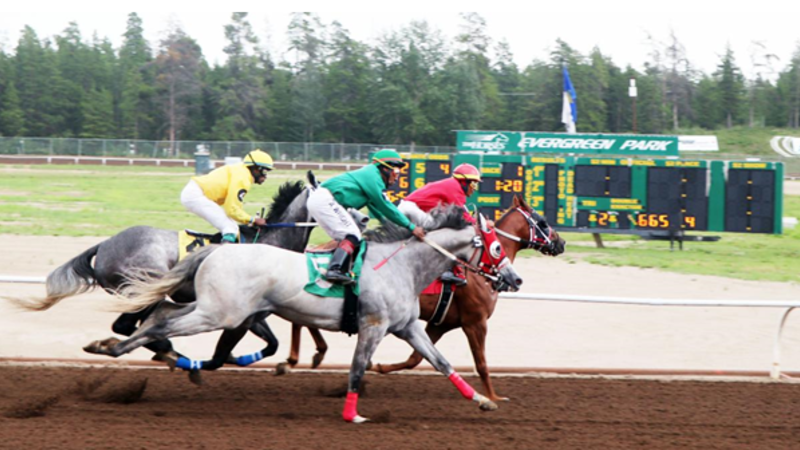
left=235, top=350, right=264, bottom=367
left=175, top=356, right=204, bottom=371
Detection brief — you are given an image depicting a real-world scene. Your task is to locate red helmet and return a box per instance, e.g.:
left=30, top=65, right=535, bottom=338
left=452, top=163, right=482, bottom=182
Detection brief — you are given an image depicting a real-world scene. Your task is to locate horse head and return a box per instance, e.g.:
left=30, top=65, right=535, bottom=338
left=496, top=194, right=566, bottom=257
left=474, top=213, right=524, bottom=292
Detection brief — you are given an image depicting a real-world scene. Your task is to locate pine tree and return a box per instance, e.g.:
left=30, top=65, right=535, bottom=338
left=715, top=46, right=746, bottom=128
left=210, top=12, right=268, bottom=141
left=0, top=81, right=25, bottom=136
left=13, top=26, right=62, bottom=136
left=81, top=88, right=115, bottom=138
left=153, top=26, right=204, bottom=151
left=117, top=13, right=155, bottom=139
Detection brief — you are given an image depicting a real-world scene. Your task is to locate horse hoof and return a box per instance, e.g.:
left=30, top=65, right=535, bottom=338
left=349, top=415, right=369, bottom=424
left=83, top=337, right=121, bottom=356
left=160, top=352, right=180, bottom=372
left=311, top=352, right=325, bottom=369
left=83, top=340, right=106, bottom=355
left=275, top=362, right=290, bottom=376
left=188, top=370, right=203, bottom=386
left=489, top=395, right=511, bottom=402
left=479, top=399, right=498, bottom=411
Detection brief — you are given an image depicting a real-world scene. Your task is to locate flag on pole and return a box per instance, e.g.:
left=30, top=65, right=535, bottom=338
left=562, top=66, right=577, bottom=134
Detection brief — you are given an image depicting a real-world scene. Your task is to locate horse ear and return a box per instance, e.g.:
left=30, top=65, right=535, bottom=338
left=478, top=213, right=489, bottom=232
left=307, top=170, right=320, bottom=189
left=512, top=194, right=522, bottom=207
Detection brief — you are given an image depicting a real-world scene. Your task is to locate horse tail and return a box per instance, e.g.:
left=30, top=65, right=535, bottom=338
left=117, top=245, right=218, bottom=314
left=13, top=243, right=101, bottom=311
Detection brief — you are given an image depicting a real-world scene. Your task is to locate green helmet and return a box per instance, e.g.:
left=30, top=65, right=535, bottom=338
left=372, top=149, right=405, bottom=169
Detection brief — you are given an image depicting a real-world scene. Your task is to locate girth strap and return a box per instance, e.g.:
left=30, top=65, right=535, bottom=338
left=430, top=282, right=456, bottom=326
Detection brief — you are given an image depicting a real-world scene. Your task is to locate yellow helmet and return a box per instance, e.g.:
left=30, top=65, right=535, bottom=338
left=244, top=149, right=274, bottom=170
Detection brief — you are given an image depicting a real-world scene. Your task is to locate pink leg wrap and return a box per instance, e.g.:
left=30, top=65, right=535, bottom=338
left=448, top=372, right=475, bottom=400
left=342, top=391, right=359, bottom=422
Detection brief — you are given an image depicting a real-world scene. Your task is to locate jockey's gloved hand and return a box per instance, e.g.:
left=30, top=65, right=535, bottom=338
left=252, top=217, right=267, bottom=227
left=412, top=226, right=426, bottom=240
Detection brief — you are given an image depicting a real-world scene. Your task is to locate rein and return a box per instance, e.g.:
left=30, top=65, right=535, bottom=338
left=261, top=222, right=318, bottom=228
left=421, top=235, right=500, bottom=282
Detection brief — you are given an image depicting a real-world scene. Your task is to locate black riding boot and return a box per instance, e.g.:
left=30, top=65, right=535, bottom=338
left=325, top=240, right=355, bottom=285
left=441, top=269, right=467, bottom=286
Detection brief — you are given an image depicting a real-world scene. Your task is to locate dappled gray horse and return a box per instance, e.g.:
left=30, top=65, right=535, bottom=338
left=16, top=174, right=317, bottom=370
left=85, top=205, right=523, bottom=423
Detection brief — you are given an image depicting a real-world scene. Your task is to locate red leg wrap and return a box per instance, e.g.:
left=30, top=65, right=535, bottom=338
left=342, top=391, right=359, bottom=422
left=448, top=372, right=475, bottom=400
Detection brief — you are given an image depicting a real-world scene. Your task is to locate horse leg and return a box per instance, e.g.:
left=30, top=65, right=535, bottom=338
left=85, top=302, right=204, bottom=357
left=218, top=312, right=280, bottom=367
left=276, top=323, right=303, bottom=376
left=343, top=324, right=388, bottom=423
left=308, top=327, right=328, bottom=368
left=111, top=305, right=176, bottom=359
left=394, top=320, right=497, bottom=412
left=462, top=320, right=507, bottom=402
left=371, top=323, right=452, bottom=374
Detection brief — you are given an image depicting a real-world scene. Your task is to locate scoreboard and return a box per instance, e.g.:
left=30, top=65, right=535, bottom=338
left=386, top=153, right=451, bottom=203
left=380, top=150, right=783, bottom=235
left=453, top=154, right=526, bottom=221
left=524, top=157, right=783, bottom=234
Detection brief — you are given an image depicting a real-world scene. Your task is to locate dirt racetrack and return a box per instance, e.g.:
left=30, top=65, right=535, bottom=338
left=4, top=234, right=800, bottom=449
left=1, top=364, right=800, bottom=450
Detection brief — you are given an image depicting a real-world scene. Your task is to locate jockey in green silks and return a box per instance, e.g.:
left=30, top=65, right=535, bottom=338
left=307, top=149, right=426, bottom=284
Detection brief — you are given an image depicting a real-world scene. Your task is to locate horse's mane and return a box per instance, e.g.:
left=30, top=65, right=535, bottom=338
left=265, top=180, right=305, bottom=223
left=364, top=204, right=471, bottom=243
left=496, top=194, right=546, bottom=226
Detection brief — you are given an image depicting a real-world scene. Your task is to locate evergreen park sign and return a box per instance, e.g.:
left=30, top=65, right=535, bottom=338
left=456, top=131, right=679, bottom=156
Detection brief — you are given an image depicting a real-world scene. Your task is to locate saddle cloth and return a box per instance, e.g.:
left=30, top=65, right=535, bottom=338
left=178, top=230, right=214, bottom=261
left=303, top=241, right=368, bottom=298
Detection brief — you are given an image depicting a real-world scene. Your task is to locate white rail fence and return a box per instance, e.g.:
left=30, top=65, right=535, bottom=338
left=3, top=275, right=799, bottom=379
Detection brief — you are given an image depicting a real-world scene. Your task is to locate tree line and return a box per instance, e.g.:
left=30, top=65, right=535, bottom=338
left=0, top=12, right=799, bottom=147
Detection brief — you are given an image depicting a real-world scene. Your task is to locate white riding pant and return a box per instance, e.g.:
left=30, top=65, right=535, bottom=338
left=180, top=180, right=239, bottom=236
left=307, top=187, right=361, bottom=241
left=397, top=200, right=435, bottom=228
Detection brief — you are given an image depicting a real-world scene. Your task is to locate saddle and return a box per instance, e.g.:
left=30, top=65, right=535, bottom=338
left=303, top=241, right=368, bottom=336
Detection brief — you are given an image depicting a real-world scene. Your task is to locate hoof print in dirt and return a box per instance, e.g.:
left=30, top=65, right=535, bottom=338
left=320, top=381, right=368, bottom=398
left=4, top=395, right=60, bottom=419
left=96, top=378, right=148, bottom=404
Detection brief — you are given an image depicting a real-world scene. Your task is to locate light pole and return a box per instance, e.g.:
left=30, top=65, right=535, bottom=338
left=629, top=78, right=638, bottom=133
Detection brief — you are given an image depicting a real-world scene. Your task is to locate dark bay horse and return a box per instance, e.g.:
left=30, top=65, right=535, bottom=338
left=283, top=194, right=565, bottom=401
left=13, top=173, right=318, bottom=374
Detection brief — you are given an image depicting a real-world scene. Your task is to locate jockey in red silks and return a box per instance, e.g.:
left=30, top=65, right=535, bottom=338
left=397, top=163, right=485, bottom=286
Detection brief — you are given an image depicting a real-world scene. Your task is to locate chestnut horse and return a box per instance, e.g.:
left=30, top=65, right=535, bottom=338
left=280, top=194, right=566, bottom=400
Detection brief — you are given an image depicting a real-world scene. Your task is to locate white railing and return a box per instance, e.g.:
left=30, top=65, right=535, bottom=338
left=497, top=292, right=800, bottom=379
left=3, top=274, right=797, bottom=379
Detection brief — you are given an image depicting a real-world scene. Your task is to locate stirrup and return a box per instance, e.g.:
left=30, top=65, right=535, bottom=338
left=441, top=271, right=467, bottom=286
left=326, top=269, right=355, bottom=285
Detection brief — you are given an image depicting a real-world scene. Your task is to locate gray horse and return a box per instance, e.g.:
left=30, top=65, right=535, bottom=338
left=85, top=205, right=523, bottom=423
left=16, top=173, right=317, bottom=372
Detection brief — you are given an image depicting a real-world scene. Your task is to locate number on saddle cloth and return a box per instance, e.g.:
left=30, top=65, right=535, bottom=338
left=303, top=241, right=368, bottom=298
left=303, top=241, right=368, bottom=335
left=179, top=230, right=215, bottom=261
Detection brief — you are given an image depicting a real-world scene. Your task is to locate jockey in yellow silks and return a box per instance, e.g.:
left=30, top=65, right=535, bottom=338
left=180, top=149, right=273, bottom=243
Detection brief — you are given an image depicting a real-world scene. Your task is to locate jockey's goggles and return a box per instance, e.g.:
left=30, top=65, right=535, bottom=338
left=458, top=178, right=480, bottom=191
left=375, top=158, right=405, bottom=175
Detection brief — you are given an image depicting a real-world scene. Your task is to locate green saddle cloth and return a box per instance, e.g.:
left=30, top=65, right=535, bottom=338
left=303, top=241, right=367, bottom=298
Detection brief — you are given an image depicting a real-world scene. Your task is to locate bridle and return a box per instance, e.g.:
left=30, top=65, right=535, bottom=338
left=495, top=207, right=554, bottom=252
left=421, top=220, right=508, bottom=285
